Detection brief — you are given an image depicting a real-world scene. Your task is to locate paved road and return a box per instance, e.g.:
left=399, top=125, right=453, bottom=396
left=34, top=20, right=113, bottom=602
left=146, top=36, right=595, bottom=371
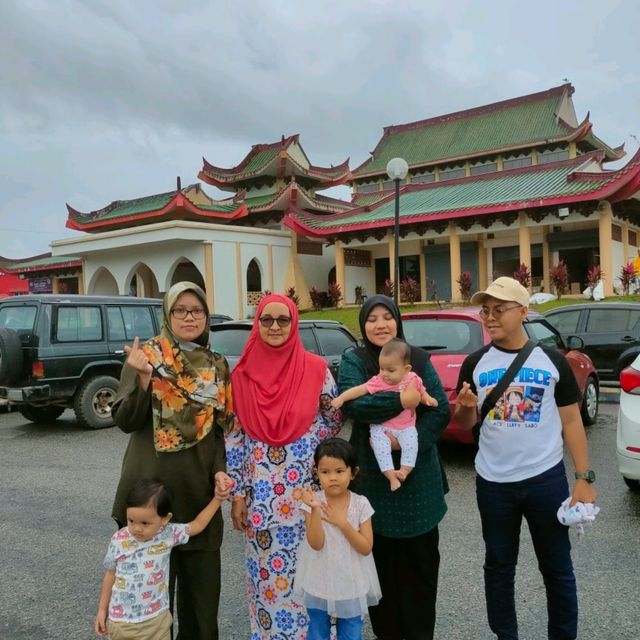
left=0, top=403, right=638, bottom=639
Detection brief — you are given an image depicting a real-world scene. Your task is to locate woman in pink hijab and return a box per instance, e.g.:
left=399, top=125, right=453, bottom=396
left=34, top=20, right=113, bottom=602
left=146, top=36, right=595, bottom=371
left=226, top=294, right=342, bottom=639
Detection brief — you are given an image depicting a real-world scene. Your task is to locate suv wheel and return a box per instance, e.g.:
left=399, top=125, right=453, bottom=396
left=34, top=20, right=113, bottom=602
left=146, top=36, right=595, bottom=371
left=623, top=476, right=640, bottom=492
left=19, top=404, right=65, bottom=424
left=580, top=376, right=599, bottom=426
left=0, top=328, right=23, bottom=385
left=74, top=376, right=119, bottom=429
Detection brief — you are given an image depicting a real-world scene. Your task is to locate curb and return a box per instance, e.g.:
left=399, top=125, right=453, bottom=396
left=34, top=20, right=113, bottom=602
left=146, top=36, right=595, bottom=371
left=599, top=387, right=620, bottom=404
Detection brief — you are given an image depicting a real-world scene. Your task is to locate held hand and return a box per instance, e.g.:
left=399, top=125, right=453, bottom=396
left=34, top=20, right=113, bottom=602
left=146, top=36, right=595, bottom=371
left=570, top=480, right=597, bottom=507
left=455, top=382, right=478, bottom=409
left=214, top=471, right=234, bottom=501
left=231, top=496, right=248, bottom=532
left=331, top=397, right=344, bottom=409
left=300, top=486, right=322, bottom=509
left=321, top=501, right=348, bottom=529
left=124, top=337, right=153, bottom=376
left=422, top=392, right=439, bottom=407
left=400, top=380, right=421, bottom=411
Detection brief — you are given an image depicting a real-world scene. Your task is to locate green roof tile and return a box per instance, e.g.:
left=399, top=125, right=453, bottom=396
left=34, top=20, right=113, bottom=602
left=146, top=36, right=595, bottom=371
left=298, top=162, right=614, bottom=230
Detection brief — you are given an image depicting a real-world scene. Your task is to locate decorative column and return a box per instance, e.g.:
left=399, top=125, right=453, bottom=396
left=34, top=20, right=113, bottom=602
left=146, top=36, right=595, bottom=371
left=623, top=222, right=630, bottom=263
left=283, top=230, right=311, bottom=309
left=419, top=240, right=427, bottom=302
left=518, top=212, right=532, bottom=292
left=542, top=227, right=551, bottom=293
left=598, top=201, right=614, bottom=296
left=267, top=244, right=274, bottom=292
left=203, top=242, right=215, bottom=311
left=235, top=244, right=244, bottom=318
left=77, top=266, right=85, bottom=295
left=335, top=241, right=346, bottom=308
left=388, top=234, right=396, bottom=290
left=478, top=238, right=488, bottom=289
left=449, top=224, right=461, bottom=301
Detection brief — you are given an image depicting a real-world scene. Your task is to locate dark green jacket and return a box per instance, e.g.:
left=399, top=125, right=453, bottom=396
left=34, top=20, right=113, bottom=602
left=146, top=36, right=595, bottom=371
left=339, top=349, right=449, bottom=538
left=111, top=364, right=227, bottom=551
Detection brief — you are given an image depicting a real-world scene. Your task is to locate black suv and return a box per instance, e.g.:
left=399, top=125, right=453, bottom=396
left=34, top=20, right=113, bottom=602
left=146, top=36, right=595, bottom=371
left=0, top=295, right=162, bottom=428
left=210, top=319, right=358, bottom=379
left=544, top=302, right=640, bottom=384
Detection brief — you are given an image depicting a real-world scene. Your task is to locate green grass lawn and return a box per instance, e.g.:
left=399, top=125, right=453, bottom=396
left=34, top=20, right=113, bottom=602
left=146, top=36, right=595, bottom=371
left=300, top=295, right=640, bottom=338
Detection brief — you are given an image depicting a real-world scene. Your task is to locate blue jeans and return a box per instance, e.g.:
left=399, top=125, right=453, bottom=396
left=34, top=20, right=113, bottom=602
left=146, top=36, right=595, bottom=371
left=307, top=608, right=363, bottom=640
left=476, top=461, right=577, bottom=640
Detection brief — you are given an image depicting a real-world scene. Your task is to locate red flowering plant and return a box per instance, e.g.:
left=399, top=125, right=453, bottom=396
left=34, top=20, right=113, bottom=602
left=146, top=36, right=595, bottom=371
left=550, top=261, right=569, bottom=299
left=619, top=262, right=636, bottom=296
left=513, top=263, right=531, bottom=289
left=456, top=271, right=473, bottom=304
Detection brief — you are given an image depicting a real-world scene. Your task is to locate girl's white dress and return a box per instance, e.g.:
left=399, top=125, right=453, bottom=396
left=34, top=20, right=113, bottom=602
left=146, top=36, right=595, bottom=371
left=295, top=490, right=382, bottom=618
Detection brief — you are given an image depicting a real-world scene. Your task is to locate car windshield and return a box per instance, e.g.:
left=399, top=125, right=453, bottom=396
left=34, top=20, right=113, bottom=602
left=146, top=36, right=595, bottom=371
left=0, top=305, right=37, bottom=331
left=403, top=318, right=484, bottom=354
left=210, top=327, right=250, bottom=356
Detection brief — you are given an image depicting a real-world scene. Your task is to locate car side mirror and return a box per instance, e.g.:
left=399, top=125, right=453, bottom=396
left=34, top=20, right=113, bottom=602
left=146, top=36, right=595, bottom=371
left=566, top=335, right=584, bottom=350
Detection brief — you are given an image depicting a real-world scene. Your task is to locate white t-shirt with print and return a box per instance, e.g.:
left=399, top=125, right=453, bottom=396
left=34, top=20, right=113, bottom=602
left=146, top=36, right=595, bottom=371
left=457, top=343, right=580, bottom=483
left=103, top=523, right=190, bottom=623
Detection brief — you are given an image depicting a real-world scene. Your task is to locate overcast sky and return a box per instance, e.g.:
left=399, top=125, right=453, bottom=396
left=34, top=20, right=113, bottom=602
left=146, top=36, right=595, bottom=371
left=1, top=0, right=638, bottom=258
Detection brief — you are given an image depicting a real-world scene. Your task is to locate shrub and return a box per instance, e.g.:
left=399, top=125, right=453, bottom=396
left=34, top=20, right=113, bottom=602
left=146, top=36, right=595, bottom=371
left=327, top=282, right=343, bottom=307
left=284, top=287, right=299, bottom=309
left=513, top=263, right=531, bottom=289
left=456, top=271, right=473, bottom=303
left=400, top=276, right=419, bottom=305
left=383, top=278, right=394, bottom=298
left=619, top=262, right=636, bottom=296
left=309, top=285, right=324, bottom=311
left=550, top=261, right=569, bottom=299
left=586, top=265, right=603, bottom=293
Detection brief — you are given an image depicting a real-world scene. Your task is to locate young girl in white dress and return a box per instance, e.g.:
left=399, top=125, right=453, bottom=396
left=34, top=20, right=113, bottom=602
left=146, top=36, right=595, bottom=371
left=295, top=438, right=381, bottom=640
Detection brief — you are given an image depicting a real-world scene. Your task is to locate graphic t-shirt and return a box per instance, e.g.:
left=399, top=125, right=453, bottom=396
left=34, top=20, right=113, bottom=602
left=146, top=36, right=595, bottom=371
left=456, top=343, right=580, bottom=482
left=103, top=523, right=190, bottom=623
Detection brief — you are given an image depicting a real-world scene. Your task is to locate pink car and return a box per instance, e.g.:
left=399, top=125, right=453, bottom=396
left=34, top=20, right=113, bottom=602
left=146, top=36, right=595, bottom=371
left=402, top=308, right=599, bottom=445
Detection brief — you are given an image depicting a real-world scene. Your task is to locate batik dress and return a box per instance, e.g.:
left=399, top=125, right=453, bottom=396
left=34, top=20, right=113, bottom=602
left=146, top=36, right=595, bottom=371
left=225, top=370, right=341, bottom=639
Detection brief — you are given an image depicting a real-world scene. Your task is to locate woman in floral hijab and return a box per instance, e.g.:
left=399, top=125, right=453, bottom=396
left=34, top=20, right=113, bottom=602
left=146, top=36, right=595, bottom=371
left=111, top=281, right=233, bottom=639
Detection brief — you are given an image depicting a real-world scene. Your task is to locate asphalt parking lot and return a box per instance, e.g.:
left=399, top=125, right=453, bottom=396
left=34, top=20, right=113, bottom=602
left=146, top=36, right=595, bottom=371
left=0, top=401, right=638, bottom=639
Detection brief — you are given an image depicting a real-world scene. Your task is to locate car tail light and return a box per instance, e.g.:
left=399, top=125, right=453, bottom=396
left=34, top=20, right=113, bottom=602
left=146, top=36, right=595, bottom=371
left=620, top=366, right=640, bottom=394
left=32, top=361, right=44, bottom=378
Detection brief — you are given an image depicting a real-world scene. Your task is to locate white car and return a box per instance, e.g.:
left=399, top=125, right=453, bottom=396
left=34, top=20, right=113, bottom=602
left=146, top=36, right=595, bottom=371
left=617, top=354, right=640, bottom=491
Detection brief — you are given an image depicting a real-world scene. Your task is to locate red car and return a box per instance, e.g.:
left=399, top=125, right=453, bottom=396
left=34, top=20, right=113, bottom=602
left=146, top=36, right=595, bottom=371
left=402, top=308, right=599, bottom=444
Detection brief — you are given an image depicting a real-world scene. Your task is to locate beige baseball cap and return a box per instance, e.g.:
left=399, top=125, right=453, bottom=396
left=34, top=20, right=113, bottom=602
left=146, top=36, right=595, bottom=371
left=470, top=276, right=530, bottom=307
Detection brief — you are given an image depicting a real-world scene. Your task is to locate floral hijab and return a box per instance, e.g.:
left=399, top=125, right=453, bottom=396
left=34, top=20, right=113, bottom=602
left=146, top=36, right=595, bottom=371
left=140, top=282, right=233, bottom=453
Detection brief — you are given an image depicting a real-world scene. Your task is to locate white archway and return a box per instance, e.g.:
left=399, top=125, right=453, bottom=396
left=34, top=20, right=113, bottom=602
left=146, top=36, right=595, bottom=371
left=165, top=256, right=205, bottom=291
left=125, top=262, right=161, bottom=298
left=88, top=267, right=119, bottom=296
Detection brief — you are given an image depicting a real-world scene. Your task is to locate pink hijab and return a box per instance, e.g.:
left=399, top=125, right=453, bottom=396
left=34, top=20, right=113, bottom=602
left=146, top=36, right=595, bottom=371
left=231, top=294, right=328, bottom=446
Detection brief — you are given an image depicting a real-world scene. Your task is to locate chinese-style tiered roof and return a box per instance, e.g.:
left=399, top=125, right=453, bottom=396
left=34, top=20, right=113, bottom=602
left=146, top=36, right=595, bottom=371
left=0, top=252, right=82, bottom=274
left=214, top=179, right=355, bottom=226
left=353, top=84, right=624, bottom=179
left=286, top=150, right=640, bottom=241
left=66, top=182, right=247, bottom=233
left=199, top=134, right=351, bottom=190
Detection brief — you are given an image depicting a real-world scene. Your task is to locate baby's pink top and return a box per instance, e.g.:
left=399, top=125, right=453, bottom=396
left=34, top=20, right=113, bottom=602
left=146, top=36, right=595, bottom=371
left=365, top=371, right=426, bottom=429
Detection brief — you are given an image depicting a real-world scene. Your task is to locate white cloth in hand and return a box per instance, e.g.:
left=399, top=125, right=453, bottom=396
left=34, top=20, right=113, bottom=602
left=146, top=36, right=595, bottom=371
left=557, top=497, right=600, bottom=538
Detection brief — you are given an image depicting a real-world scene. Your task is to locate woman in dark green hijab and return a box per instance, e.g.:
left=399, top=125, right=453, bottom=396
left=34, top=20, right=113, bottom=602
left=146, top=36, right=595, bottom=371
left=111, top=281, right=233, bottom=639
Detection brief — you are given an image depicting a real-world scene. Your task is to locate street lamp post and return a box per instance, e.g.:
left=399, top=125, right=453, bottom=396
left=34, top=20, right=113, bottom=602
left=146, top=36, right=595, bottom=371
left=386, top=157, right=409, bottom=307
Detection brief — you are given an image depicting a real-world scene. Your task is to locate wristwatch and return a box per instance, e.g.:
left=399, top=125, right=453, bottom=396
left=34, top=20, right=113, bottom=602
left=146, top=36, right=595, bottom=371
left=574, top=470, right=596, bottom=483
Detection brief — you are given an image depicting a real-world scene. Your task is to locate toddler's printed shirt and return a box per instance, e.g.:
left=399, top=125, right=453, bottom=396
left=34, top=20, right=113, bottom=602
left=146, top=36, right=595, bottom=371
left=103, top=523, right=190, bottom=623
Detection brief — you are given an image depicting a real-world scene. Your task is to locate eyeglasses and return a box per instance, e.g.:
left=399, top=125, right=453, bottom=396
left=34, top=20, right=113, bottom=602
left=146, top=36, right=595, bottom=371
left=171, top=306, right=206, bottom=320
left=478, top=304, right=522, bottom=320
left=259, top=315, right=292, bottom=328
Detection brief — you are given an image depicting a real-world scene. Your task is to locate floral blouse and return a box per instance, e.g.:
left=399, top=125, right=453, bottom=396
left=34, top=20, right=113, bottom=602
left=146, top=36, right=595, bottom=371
left=225, top=369, right=341, bottom=531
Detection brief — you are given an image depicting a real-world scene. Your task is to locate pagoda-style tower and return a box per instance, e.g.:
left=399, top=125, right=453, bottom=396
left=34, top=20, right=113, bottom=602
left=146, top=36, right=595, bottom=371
left=198, top=134, right=354, bottom=227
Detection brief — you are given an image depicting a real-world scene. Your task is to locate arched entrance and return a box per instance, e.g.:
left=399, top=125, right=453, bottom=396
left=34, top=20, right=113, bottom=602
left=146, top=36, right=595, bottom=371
left=168, top=258, right=205, bottom=291
left=88, top=267, right=119, bottom=295
left=126, top=263, right=161, bottom=298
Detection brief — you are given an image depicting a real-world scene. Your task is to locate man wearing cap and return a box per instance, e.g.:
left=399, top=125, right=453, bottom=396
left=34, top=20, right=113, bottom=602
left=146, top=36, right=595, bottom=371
left=454, top=277, right=596, bottom=640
